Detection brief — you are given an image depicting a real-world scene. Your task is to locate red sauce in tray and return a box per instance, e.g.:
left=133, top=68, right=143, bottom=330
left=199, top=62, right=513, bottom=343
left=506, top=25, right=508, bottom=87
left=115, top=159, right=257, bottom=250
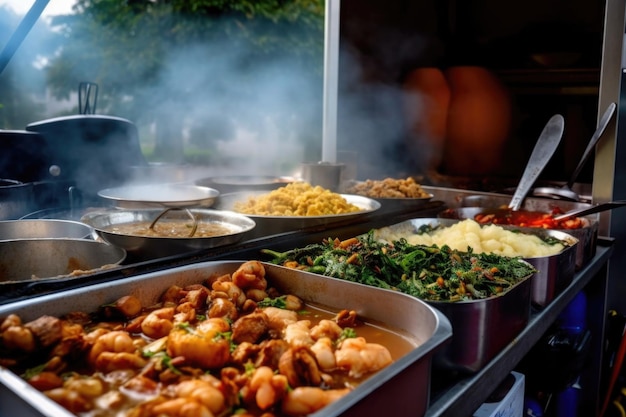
left=472, top=207, right=584, bottom=230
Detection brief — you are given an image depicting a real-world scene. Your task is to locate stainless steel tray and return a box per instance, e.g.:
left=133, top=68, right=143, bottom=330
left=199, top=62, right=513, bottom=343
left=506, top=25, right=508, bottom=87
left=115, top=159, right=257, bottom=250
left=374, top=217, right=578, bottom=309
left=0, top=260, right=452, bottom=417
left=372, top=217, right=582, bottom=372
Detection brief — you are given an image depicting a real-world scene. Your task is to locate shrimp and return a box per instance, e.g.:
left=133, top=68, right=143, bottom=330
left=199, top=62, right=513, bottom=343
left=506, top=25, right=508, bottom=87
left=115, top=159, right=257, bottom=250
left=232, top=261, right=267, bottom=291
left=310, top=337, right=336, bottom=371
left=246, top=365, right=289, bottom=410
left=150, top=398, right=214, bottom=417
left=245, top=288, right=269, bottom=302
left=263, top=307, right=298, bottom=332
left=141, top=307, right=175, bottom=339
left=335, top=336, right=392, bottom=378
left=212, top=280, right=246, bottom=307
left=310, top=319, right=343, bottom=341
left=166, top=318, right=231, bottom=369
left=88, top=330, right=136, bottom=364
left=0, top=313, right=21, bottom=331
left=281, top=386, right=350, bottom=416
left=88, top=330, right=145, bottom=372
left=1, top=324, right=35, bottom=352
left=45, top=388, right=92, bottom=414
left=64, top=375, right=104, bottom=398
left=283, top=320, right=314, bottom=347
left=94, top=351, right=147, bottom=372
left=174, top=379, right=226, bottom=415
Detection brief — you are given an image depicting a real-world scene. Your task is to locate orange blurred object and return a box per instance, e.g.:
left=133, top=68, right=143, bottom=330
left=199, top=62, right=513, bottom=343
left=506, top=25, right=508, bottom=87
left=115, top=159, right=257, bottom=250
left=404, top=66, right=512, bottom=177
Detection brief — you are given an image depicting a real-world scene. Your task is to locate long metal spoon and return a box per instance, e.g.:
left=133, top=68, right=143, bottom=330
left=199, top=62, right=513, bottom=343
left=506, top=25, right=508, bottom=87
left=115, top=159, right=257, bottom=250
left=552, top=200, right=626, bottom=222
left=533, top=102, right=616, bottom=201
left=508, top=114, right=565, bottom=211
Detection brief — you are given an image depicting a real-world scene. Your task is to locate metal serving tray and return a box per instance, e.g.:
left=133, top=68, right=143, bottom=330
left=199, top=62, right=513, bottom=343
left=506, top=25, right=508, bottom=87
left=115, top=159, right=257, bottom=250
left=374, top=218, right=578, bottom=310
left=0, top=260, right=452, bottom=417
left=372, top=218, right=581, bottom=372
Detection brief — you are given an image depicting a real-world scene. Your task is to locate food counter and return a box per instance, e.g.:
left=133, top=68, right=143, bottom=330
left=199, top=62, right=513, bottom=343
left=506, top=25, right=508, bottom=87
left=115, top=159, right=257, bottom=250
left=0, top=187, right=614, bottom=416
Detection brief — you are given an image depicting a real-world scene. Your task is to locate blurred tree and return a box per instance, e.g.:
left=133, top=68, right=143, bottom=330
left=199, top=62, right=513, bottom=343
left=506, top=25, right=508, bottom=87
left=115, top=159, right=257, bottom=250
left=45, top=0, right=324, bottom=163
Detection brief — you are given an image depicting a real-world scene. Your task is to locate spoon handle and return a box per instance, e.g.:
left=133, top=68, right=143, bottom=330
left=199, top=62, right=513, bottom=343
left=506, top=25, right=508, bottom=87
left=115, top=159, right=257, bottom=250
left=553, top=200, right=626, bottom=221
left=509, top=114, right=564, bottom=211
left=566, top=102, right=616, bottom=189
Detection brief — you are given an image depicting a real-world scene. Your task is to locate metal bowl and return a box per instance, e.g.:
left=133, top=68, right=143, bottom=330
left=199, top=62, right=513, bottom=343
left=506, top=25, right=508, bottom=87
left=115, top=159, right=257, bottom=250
left=215, top=192, right=381, bottom=237
left=0, top=219, right=95, bottom=240
left=98, top=183, right=220, bottom=209
left=0, top=239, right=126, bottom=284
left=81, top=208, right=256, bottom=260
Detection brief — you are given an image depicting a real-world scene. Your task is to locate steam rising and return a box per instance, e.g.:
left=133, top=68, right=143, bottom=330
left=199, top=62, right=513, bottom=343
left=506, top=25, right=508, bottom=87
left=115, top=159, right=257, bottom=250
left=2, top=8, right=433, bottom=191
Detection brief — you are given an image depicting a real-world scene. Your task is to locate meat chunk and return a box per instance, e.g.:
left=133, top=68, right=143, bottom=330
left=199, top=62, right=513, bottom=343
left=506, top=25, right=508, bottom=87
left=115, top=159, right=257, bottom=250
left=231, top=312, right=268, bottom=344
left=25, top=315, right=63, bottom=348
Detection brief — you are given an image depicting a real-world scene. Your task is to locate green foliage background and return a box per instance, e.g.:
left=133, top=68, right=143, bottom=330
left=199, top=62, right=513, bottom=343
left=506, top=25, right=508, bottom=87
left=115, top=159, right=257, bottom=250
left=1, top=0, right=325, bottom=164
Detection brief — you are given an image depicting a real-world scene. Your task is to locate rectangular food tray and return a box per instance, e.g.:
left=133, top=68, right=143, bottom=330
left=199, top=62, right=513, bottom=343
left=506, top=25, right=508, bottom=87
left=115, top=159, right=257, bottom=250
left=0, top=260, right=452, bottom=417
left=373, top=218, right=562, bottom=372
left=375, top=217, right=578, bottom=309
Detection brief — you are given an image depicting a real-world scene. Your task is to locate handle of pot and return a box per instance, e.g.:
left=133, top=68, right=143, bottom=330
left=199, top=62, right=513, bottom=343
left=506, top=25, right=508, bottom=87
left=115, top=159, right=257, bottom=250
left=78, top=82, right=98, bottom=115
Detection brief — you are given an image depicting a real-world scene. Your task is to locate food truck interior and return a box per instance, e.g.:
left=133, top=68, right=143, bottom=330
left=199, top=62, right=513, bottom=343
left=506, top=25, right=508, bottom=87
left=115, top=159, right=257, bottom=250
left=1, top=0, right=626, bottom=416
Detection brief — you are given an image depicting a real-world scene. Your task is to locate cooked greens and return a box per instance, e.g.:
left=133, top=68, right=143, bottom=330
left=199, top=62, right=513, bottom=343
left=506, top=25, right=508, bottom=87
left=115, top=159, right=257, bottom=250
left=261, top=231, right=536, bottom=302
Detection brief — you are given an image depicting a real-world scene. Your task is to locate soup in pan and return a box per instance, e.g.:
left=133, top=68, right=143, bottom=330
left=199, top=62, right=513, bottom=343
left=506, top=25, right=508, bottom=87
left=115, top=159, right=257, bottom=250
left=106, top=220, right=236, bottom=238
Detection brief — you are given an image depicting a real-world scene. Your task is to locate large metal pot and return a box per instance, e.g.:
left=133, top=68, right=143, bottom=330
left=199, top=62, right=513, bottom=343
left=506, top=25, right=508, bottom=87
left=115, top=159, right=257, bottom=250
left=26, top=115, right=148, bottom=197
left=0, top=179, right=34, bottom=220
left=0, top=239, right=126, bottom=284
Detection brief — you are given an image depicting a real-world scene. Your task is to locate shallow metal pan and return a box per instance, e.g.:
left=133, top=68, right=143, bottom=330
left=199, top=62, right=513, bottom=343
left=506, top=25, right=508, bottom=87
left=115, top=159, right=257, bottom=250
left=215, top=192, right=381, bottom=237
left=98, top=183, right=220, bottom=209
left=0, top=260, right=452, bottom=417
left=81, top=208, right=256, bottom=261
left=0, top=239, right=126, bottom=284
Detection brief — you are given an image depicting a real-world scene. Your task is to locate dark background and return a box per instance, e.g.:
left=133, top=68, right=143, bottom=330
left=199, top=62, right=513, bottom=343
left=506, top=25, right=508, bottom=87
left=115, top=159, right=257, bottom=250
left=337, top=0, right=605, bottom=189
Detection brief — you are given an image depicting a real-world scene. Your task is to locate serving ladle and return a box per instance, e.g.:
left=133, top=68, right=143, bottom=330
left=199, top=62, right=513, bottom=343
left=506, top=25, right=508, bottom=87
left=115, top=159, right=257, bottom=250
left=533, top=102, right=616, bottom=202
left=508, top=114, right=565, bottom=211
left=552, top=200, right=626, bottom=222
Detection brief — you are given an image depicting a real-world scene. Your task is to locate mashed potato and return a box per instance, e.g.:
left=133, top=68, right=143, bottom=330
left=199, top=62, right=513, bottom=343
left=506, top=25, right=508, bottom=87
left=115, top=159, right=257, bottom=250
left=233, top=182, right=361, bottom=216
left=382, top=219, right=565, bottom=258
